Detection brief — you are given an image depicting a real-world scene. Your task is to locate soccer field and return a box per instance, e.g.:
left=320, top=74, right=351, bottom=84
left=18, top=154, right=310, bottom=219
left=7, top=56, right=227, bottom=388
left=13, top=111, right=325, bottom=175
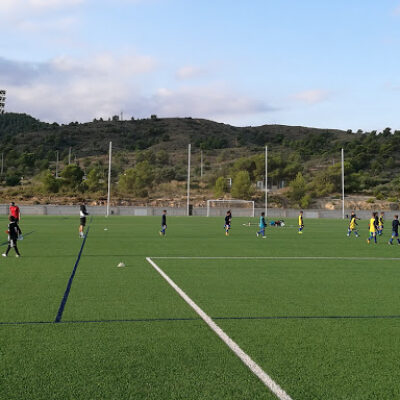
left=1, top=215, right=400, bottom=400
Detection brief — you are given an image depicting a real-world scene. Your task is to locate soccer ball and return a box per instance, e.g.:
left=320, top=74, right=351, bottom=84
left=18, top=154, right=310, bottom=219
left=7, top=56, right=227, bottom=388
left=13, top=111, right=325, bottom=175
left=117, top=262, right=126, bottom=268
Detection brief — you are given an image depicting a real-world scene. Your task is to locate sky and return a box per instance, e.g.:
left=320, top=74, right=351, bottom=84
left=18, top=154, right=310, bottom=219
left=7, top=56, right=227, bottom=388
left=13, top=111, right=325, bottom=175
left=1, top=0, right=400, bottom=131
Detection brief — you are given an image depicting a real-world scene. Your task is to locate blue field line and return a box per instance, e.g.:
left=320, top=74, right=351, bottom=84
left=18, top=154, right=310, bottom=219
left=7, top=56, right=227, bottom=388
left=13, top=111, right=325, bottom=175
left=54, top=227, right=90, bottom=323
left=0, top=230, right=35, bottom=246
left=4, top=314, right=400, bottom=327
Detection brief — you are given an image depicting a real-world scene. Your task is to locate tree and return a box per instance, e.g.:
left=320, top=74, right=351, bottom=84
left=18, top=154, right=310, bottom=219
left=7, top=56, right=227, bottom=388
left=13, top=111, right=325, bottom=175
left=60, top=164, right=84, bottom=188
left=156, top=150, right=169, bottom=165
left=289, top=172, right=306, bottom=204
left=231, top=171, right=253, bottom=199
left=118, top=161, right=154, bottom=197
left=214, top=177, right=228, bottom=198
left=86, top=168, right=104, bottom=192
left=41, top=170, right=59, bottom=193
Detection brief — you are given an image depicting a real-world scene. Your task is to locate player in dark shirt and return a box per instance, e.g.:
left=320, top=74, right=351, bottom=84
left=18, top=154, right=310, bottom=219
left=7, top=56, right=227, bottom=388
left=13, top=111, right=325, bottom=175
left=2, top=216, right=22, bottom=257
left=79, top=203, right=89, bottom=238
left=160, top=210, right=167, bottom=236
left=224, top=210, right=232, bottom=236
left=388, top=215, right=400, bottom=245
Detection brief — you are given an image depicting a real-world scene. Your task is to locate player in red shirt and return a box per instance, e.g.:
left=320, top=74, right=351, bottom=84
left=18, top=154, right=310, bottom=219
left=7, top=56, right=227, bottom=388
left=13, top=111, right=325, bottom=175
left=9, top=202, right=21, bottom=223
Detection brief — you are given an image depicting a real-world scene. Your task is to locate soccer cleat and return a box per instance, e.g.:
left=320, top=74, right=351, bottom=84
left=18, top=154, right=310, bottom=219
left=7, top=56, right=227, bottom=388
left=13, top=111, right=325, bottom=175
left=298, top=231, right=303, bottom=235
left=256, top=233, right=259, bottom=237
left=388, top=241, right=393, bottom=245
left=2, top=253, right=6, bottom=257
left=262, top=236, right=266, bottom=239
left=16, top=255, right=20, bottom=258
left=367, top=239, right=370, bottom=244
left=347, top=233, right=350, bottom=237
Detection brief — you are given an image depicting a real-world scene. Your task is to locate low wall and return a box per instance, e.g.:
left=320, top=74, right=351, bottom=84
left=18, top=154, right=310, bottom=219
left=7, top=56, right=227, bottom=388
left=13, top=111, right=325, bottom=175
left=1, top=205, right=397, bottom=220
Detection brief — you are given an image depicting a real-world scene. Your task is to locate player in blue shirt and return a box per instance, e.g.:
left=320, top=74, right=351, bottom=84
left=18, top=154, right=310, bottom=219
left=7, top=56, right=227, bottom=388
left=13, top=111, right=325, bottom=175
left=388, top=215, right=400, bottom=245
left=256, top=212, right=267, bottom=238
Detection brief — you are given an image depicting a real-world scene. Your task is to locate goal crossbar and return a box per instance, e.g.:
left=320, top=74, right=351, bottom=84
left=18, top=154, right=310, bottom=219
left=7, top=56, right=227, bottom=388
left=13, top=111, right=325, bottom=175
left=206, top=199, right=255, bottom=217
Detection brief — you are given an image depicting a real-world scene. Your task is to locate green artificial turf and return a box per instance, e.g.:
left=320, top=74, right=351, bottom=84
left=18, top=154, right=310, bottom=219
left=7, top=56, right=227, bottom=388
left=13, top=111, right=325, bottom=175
left=0, top=215, right=399, bottom=399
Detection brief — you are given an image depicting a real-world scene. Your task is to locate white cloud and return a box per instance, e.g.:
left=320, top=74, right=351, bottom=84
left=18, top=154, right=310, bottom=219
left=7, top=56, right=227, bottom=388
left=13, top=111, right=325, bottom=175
left=393, top=4, right=400, bottom=15
left=150, top=85, right=273, bottom=118
left=0, top=55, right=273, bottom=123
left=1, top=53, right=157, bottom=122
left=175, top=66, right=207, bottom=80
left=0, top=0, right=84, bottom=12
left=292, top=89, right=331, bottom=105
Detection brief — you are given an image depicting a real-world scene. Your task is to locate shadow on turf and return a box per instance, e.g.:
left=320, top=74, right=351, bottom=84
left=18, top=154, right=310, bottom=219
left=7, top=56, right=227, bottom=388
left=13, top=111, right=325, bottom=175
left=3, top=314, right=400, bottom=326
left=0, top=231, right=34, bottom=247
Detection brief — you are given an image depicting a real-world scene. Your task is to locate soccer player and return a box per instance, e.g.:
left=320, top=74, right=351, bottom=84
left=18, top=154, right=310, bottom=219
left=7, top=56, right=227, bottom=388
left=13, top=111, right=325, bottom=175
left=367, top=212, right=378, bottom=244
left=298, top=211, right=304, bottom=234
left=9, top=202, right=21, bottom=223
left=256, top=212, right=267, bottom=238
left=160, top=210, right=167, bottom=236
left=378, top=212, right=385, bottom=236
left=2, top=216, right=22, bottom=257
left=388, top=215, right=400, bottom=245
left=224, top=210, right=232, bottom=236
left=347, top=211, right=359, bottom=237
left=79, top=202, right=89, bottom=238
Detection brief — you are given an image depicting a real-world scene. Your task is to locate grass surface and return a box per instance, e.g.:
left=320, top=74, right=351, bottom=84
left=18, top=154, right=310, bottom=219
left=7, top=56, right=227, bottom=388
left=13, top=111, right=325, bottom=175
left=0, top=215, right=399, bottom=399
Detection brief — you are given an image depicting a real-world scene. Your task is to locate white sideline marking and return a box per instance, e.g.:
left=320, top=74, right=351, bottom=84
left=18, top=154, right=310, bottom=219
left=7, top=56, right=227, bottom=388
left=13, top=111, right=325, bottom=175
left=146, top=257, right=293, bottom=400
left=151, top=256, right=400, bottom=261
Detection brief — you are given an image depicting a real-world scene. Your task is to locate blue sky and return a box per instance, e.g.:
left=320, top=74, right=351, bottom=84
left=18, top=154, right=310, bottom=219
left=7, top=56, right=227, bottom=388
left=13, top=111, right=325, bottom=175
left=1, top=0, right=400, bottom=131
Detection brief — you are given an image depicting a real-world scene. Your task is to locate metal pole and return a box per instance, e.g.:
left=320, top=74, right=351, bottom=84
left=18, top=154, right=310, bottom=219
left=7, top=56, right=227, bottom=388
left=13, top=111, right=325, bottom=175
left=56, top=151, right=59, bottom=178
left=200, top=150, right=203, bottom=178
left=187, top=144, right=191, bottom=216
left=341, top=148, right=345, bottom=219
left=106, top=141, right=112, bottom=217
left=265, top=146, right=268, bottom=217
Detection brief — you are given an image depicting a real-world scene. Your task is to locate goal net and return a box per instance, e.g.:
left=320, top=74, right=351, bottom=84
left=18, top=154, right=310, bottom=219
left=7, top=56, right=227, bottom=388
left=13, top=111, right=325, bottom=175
left=206, top=199, right=255, bottom=217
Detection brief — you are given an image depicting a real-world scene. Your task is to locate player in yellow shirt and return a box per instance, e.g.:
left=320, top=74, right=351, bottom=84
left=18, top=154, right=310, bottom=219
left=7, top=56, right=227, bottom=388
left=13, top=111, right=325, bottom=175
left=298, top=211, right=304, bottom=234
left=347, top=211, right=359, bottom=238
left=378, top=211, right=384, bottom=236
left=367, top=212, right=378, bottom=244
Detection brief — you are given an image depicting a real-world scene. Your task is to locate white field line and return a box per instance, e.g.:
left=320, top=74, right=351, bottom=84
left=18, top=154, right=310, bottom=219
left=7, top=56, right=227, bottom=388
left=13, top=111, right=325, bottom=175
left=146, top=257, right=293, bottom=400
left=151, top=256, right=400, bottom=261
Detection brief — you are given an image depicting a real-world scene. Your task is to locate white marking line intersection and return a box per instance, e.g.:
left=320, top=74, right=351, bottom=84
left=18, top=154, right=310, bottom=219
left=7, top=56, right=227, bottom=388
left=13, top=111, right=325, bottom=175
left=146, top=257, right=293, bottom=400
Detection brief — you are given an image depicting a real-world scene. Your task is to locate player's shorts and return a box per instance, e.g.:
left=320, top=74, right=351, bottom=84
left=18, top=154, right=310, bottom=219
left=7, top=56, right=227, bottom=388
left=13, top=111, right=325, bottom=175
left=392, top=231, right=399, bottom=237
left=80, top=217, right=86, bottom=226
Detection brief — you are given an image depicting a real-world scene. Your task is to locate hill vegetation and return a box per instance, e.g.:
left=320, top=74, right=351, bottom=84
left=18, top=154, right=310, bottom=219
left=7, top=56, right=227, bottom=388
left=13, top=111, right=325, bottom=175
left=0, top=112, right=399, bottom=207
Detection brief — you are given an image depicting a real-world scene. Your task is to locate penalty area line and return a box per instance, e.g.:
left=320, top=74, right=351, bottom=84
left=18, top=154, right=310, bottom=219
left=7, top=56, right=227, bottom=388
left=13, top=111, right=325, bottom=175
left=146, top=256, right=293, bottom=400
left=151, top=256, right=400, bottom=261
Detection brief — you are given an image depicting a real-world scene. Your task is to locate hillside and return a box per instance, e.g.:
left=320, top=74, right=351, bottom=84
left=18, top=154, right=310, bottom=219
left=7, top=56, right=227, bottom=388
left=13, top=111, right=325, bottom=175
left=0, top=112, right=399, bottom=208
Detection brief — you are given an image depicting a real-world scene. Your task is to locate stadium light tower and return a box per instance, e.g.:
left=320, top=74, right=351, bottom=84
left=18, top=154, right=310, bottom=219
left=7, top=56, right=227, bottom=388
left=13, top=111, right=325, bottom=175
left=0, top=90, right=6, bottom=114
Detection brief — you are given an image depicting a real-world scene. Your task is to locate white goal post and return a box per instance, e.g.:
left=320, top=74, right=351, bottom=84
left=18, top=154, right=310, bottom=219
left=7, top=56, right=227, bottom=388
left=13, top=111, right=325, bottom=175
left=206, top=199, right=255, bottom=217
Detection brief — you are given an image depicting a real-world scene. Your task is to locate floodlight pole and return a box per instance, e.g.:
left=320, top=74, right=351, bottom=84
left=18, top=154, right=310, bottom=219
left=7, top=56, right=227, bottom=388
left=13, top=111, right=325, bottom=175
left=56, top=151, right=59, bottom=178
left=200, top=150, right=203, bottom=179
left=341, top=148, right=345, bottom=219
left=265, top=146, right=268, bottom=217
left=106, top=141, right=112, bottom=217
left=187, top=144, right=191, bottom=216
